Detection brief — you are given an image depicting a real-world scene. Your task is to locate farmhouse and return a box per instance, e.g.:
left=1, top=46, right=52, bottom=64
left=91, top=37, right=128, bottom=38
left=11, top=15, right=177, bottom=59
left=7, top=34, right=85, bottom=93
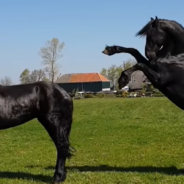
left=128, top=71, right=151, bottom=91
left=55, top=73, right=110, bottom=93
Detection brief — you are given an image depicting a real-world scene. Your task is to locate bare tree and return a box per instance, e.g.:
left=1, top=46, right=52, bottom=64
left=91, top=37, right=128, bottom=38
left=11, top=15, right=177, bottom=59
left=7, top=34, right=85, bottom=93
left=39, top=38, right=64, bottom=83
left=0, top=76, right=13, bottom=86
left=20, top=69, right=47, bottom=84
left=28, top=69, right=46, bottom=83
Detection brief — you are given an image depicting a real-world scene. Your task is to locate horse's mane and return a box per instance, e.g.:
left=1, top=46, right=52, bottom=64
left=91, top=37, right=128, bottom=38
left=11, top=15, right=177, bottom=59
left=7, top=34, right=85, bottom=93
left=136, top=19, right=154, bottom=37
left=136, top=18, right=184, bottom=37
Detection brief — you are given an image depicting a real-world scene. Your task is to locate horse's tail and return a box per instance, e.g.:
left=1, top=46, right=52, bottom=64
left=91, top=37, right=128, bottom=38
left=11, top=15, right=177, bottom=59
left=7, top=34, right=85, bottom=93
left=53, top=83, right=76, bottom=159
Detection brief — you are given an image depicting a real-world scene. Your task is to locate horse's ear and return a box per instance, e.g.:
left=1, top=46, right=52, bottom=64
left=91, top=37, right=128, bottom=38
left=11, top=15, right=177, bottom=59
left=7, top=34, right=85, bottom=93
left=152, top=16, right=159, bottom=27
left=150, top=17, right=154, bottom=21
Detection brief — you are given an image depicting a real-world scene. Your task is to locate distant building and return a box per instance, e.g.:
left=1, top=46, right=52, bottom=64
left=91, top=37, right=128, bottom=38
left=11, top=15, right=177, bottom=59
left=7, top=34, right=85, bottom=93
left=55, top=73, right=110, bottom=93
left=128, top=71, right=151, bottom=91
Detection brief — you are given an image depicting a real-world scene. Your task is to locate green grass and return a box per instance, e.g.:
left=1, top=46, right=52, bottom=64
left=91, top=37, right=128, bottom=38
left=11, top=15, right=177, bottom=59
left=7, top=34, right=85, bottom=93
left=1, top=97, right=184, bottom=183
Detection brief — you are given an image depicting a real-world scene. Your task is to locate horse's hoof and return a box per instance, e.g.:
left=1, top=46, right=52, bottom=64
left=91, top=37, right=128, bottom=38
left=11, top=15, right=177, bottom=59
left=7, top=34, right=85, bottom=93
left=51, top=172, right=66, bottom=184
left=51, top=179, right=64, bottom=184
left=51, top=179, right=60, bottom=184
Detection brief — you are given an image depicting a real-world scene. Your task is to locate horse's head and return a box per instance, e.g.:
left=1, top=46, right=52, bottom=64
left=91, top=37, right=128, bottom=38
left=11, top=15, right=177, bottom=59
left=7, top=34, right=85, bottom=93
left=136, top=16, right=169, bottom=60
left=146, top=17, right=169, bottom=59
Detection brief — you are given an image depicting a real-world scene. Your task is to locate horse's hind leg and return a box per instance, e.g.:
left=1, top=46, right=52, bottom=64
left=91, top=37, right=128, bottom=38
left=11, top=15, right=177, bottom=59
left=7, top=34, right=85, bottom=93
left=38, top=111, right=73, bottom=184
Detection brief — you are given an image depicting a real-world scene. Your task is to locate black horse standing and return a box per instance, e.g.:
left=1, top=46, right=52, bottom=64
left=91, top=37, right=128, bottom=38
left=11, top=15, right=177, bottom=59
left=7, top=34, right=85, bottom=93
left=0, top=81, right=74, bottom=184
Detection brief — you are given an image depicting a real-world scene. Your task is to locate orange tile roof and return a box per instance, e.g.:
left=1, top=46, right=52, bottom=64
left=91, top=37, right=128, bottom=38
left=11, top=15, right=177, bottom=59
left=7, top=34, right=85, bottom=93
left=69, top=73, right=109, bottom=83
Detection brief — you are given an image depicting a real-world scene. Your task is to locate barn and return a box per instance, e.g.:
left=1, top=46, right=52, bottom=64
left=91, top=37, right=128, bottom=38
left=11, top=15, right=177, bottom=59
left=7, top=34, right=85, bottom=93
left=128, top=71, right=151, bottom=91
left=55, top=73, right=110, bottom=93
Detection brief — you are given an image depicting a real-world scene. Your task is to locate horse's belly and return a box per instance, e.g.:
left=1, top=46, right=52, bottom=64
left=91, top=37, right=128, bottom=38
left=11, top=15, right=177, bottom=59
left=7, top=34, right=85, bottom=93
left=0, top=97, right=38, bottom=130
left=0, top=114, right=35, bottom=130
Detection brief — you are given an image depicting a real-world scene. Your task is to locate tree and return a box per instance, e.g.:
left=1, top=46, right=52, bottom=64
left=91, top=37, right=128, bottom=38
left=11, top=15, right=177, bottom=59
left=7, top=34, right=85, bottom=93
left=100, top=68, right=108, bottom=77
left=0, top=76, right=13, bottom=86
left=20, top=69, right=47, bottom=84
left=107, top=65, right=119, bottom=89
left=39, top=38, right=64, bottom=83
left=20, top=69, right=30, bottom=84
left=100, top=64, right=123, bottom=90
left=28, top=69, right=46, bottom=83
left=122, top=59, right=136, bottom=70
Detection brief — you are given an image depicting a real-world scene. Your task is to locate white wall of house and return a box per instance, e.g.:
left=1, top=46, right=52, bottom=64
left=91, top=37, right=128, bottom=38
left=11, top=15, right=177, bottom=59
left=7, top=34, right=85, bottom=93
left=102, top=88, right=110, bottom=91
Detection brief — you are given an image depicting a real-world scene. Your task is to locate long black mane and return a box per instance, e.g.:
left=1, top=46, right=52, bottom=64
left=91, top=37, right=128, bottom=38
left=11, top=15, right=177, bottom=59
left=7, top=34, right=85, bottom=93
left=136, top=17, right=184, bottom=37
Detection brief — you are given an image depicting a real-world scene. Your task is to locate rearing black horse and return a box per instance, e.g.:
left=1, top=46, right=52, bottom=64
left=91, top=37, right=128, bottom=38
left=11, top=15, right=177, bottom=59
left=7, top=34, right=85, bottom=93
left=0, top=81, right=74, bottom=184
left=102, top=45, right=184, bottom=110
left=120, top=16, right=184, bottom=84
left=102, top=16, right=184, bottom=98
left=138, top=16, right=184, bottom=60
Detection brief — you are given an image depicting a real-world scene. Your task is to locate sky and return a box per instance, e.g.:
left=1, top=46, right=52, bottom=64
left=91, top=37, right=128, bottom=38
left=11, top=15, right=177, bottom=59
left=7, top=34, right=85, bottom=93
left=0, top=0, right=184, bottom=84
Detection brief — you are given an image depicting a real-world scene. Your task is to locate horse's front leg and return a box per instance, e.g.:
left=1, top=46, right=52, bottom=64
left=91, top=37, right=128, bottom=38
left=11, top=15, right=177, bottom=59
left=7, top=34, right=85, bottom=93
left=118, top=66, right=138, bottom=89
left=118, top=63, right=161, bottom=89
left=135, top=63, right=161, bottom=88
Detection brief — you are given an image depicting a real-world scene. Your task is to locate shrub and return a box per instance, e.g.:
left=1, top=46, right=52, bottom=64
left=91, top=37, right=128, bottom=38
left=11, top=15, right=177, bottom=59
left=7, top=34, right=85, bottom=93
left=116, top=94, right=122, bottom=97
left=122, top=91, right=129, bottom=98
left=153, top=93, right=164, bottom=97
left=84, top=94, right=94, bottom=98
left=145, top=92, right=152, bottom=97
left=152, top=90, right=164, bottom=97
left=105, top=94, right=115, bottom=98
left=95, top=93, right=105, bottom=98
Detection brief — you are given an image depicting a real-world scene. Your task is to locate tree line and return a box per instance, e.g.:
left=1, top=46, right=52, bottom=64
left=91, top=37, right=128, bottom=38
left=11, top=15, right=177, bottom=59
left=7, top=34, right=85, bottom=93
left=0, top=38, right=64, bottom=85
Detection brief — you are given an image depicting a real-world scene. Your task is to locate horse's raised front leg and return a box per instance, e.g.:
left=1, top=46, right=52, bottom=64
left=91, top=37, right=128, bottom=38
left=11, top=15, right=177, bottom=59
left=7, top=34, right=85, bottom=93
left=118, top=66, right=138, bottom=89
left=102, top=45, right=149, bottom=64
left=133, top=63, right=161, bottom=88
left=118, top=63, right=161, bottom=89
left=116, top=47, right=149, bottom=64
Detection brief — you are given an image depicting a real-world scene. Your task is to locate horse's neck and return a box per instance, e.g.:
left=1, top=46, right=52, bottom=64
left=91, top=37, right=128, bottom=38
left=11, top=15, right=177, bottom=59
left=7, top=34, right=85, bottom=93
left=156, top=41, right=174, bottom=58
left=162, top=22, right=184, bottom=44
left=157, top=43, right=184, bottom=59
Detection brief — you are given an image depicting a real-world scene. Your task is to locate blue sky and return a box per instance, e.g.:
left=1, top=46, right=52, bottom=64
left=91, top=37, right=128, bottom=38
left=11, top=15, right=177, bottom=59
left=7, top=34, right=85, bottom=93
left=0, top=0, right=184, bottom=84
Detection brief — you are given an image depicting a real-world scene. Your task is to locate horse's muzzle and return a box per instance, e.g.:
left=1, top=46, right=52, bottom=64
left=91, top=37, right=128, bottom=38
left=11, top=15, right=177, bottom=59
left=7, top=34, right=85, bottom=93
left=146, top=51, right=156, bottom=60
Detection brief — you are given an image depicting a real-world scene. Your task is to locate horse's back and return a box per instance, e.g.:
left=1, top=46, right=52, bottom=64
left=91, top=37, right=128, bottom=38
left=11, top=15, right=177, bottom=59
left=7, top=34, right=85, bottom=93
left=0, top=81, right=69, bottom=99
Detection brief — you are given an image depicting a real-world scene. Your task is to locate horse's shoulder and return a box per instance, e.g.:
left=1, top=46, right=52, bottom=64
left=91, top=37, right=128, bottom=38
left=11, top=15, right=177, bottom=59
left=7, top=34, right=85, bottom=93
left=168, top=53, right=184, bottom=60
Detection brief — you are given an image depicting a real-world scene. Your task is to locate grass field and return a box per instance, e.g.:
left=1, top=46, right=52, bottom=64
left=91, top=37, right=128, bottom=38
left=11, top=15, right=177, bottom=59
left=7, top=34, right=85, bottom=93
left=1, top=97, right=184, bottom=184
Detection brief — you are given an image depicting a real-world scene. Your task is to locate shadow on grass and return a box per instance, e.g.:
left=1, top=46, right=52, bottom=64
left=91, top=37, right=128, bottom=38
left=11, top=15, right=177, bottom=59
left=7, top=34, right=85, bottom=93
left=43, top=165, right=184, bottom=175
left=0, top=171, right=52, bottom=183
